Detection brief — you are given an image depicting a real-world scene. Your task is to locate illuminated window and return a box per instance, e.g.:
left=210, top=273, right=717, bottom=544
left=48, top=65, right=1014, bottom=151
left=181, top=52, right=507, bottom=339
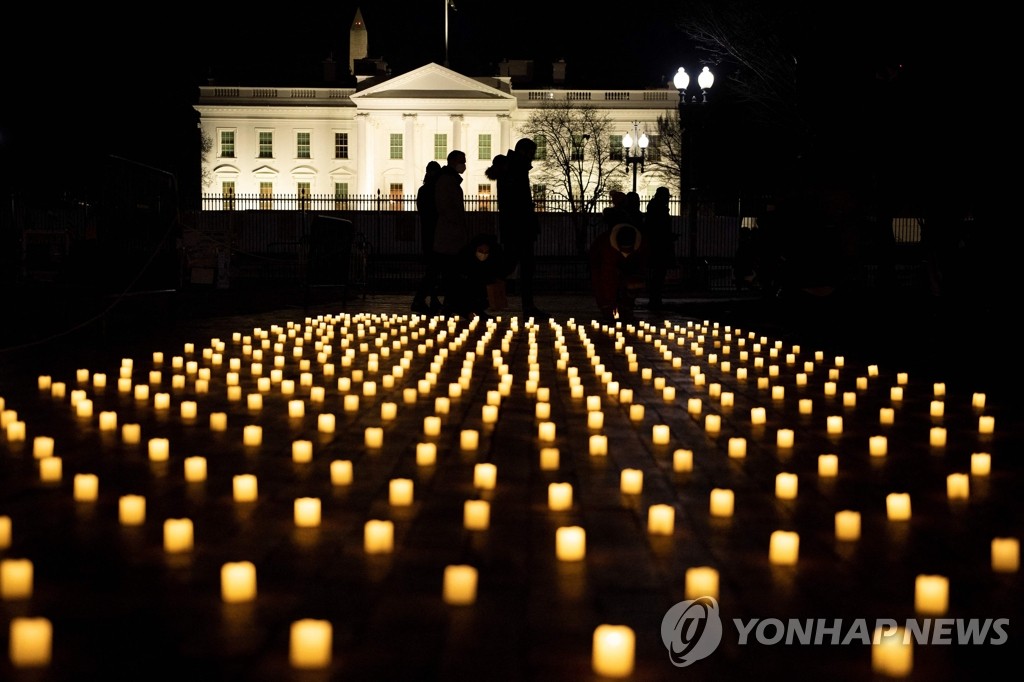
left=334, top=132, right=349, bottom=159
left=258, top=131, right=273, bottom=158
left=390, top=134, right=403, bottom=160
left=434, top=134, right=447, bottom=160
left=478, top=134, right=492, bottom=160
left=221, top=181, right=235, bottom=210
left=478, top=184, right=493, bottom=211
left=571, top=135, right=585, bottom=161
left=296, top=132, right=310, bottom=159
left=609, top=135, right=623, bottom=161
left=646, top=134, right=661, bottom=162
left=259, top=182, right=273, bottom=210
left=532, top=184, right=547, bottom=212
left=297, top=182, right=311, bottom=210
left=334, top=182, right=349, bottom=210
left=534, top=136, right=547, bottom=161
left=219, top=131, right=235, bottom=158
left=389, top=182, right=404, bottom=209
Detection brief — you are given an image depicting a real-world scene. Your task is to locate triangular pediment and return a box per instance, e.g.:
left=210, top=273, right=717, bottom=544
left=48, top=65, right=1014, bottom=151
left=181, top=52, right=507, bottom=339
left=351, top=63, right=513, bottom=110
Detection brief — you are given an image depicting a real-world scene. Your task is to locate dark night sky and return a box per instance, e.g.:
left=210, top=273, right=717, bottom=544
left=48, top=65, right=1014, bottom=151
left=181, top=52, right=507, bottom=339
left=0, top=1, right=1005, bottom=204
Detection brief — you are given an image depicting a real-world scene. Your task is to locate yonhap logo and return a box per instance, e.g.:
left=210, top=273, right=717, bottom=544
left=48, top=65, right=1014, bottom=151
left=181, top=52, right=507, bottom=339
left=661, top=596, right=723, bottom=666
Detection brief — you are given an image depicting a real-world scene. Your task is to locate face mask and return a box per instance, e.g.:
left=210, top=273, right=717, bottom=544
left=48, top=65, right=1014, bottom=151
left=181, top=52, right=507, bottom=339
left=475, top=250, right=489, bottom=261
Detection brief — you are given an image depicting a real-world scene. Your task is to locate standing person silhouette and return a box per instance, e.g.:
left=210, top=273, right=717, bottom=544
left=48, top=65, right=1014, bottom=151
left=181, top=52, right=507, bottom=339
left=487, top=137, right=547, bottom=319
left=433, top=150, right=473, bottom=315
left=411, top=160, right=442, bottom=314
left=643, top=186, right=673, bottom=310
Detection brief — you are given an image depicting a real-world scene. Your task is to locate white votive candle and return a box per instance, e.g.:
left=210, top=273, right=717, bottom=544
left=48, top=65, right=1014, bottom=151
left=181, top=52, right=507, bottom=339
left=221, top=561, right=257, bottom=602
left=294, top=497, right=322, bottom=527
left=592, top=625, right=634, bottom=678
left=685, top=566, right=720, bottom=600
left=673, top=449, right=693, bottom=472
left=119, top=494, right=146, bottom=525
left=184, top=456, right=207, bottom=482
left=620, top=469, right=643, bottom=495
left=880, top=407, right=895, bottom=425
left=463, top=500, right=490, bottom=530
left=915, top=574, right=949, bottom=615
left=32, top=436, right=54, bottom=459
left=589, top=435, right=608, bottom=456
left=727, top=438, right=746, bottom=458
left=460, top=429, right=479, bottom=451
left=652, top=424, right=670, bottom=445
left=775, top=473, right=798, bottom=499
left=163, top=518, right=194, bottom=553
left=647, top=504, right=674, bottom=535
left=872, top=626, right=912, bottom=677
left=73, top=473, right=98, bottom=501
left=473, top=463, right=497, bottom=490
left=548, top=483, right=573, bottom=511
left=946, top=473, right=969, bottom=500
left=769, top=530, right=799, bottom=565
left=9, top=617, right=52, bottom=667
left=243, top=425, right=262, bottom=446
left=364, top=520, right=394, bottom=553
left=364, top=427, right=383, bottom=448
left=751, top=407, right=766, bottom=425
left=442, top=565, right=478, bottom=605
left=1, top=558, right=33, bottom=599
left=710, top=488, right=734, bottom=517
left=540, top=447, right=560, bottom=471
left=330, top=460, right=353, bottom=485
left=818, top=454, right=839, bottom=477
left=835, top=510, right=861, bottom=541
left=991, top=538, right=1020, bottom=573
left=39, top=457, right=62, bottom=482
left=776, top=429, right=794, bottom=448
left=556, top=526, right=586, bottom=561
left=971, top=452, right=991, bottom=476
left=929, top=427, right=946, bottom=447
left=886, top=493, right=911, bottom=520
left=289, top=619, right=332, bottom=669
left=233, top=474, right=258, bottom=502
left=869, top=435, right=888, bottom=457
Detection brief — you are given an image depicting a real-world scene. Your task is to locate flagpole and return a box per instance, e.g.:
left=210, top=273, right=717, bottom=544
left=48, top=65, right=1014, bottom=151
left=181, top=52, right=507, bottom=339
left=444, top=0, right=449, bottom=67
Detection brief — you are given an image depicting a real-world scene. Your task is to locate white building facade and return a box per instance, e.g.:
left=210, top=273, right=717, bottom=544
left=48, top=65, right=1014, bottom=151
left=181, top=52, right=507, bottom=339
left=195, top=62, right=680, bottom=208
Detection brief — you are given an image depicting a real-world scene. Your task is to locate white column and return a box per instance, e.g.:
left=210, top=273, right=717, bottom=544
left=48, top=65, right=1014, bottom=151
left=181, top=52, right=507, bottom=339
left=450, top=114, right=464, bottom=155
left=404, top=113, right=418, bottom=196
left=498, top=114, right=511, bottom=155
left=356, top=113, right=371, bottom=194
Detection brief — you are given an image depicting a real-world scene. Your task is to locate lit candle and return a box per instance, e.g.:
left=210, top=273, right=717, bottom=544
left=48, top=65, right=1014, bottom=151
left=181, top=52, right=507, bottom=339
left=592, top=625, right=634, bottom=678
left=818, top=454, right=839, bottom=477
left=243, top=425, right=262, bottom=446
left=330, top=460, right=352, bottom=485
left=364, top=427, right=384, bottom=449
left=823, top=382, right=836, bottom=397
left=930, top=400, right=944, bottom=418
left=415, top=443, right=436, bottom=466
left=589, top=435, right=608, bottom=456
left=184, top=456, right=207, bottom=482
left=460, top=429, right=479, bottom=451
left=423, top=416, right=441, bottom=437
left=153, top=393, right=170, bottom=410
left=890, top=386, right=903, bottom=402
left=548, top=483, right=573, bottom=511
left=979, top=416, right=995, bottom=434
left=442, top=565, right=478, bottom=605
left=946, top=473, right=969, bottom=500
left=620, top=469, right=643, bottom=495
left=473, top=463, right=497, bottom=490
left=287, top=400, right=305, bottom=418
left=0, top=516, right=9, bottom=549
left=709, top=488, right=734, bottom=517
left=880, top=408, right=895, bottom=426
left=775, top=473, right=798, bottom=499
left=0, top=558, right=33, bottom=599
left=39, top=457, right=62, bottom=483
left=647, top=504, right=674, bottom=535
left=992, top=538, right=1020, bottom=573
left=769, top=530, right=799, bottom=565
left=118, top=494, right=146, bottom=525
left=704, top=414, right=721, bottom=434
left=32, top=436, right=54, bottom=459
left=776, top=429, right=794, bottom=448
left=556, top=526, right=586, bottom=561
left=915, top=574, right=949, bottom=615
left=318, top=413, right=336, bottom=434
left=463, top=500, right=490, bottom=530
left=835, top=510, right=861, bottom=541
left=971, top=452, right=991, bottom=476
left=726, top=438, right=746, bottom=459
left=343, top=395, right=359, bottom=412
left=221, top=561, right=257, bottom=602
left=673, top=449, right=693, bottom=472
left=364, top=520, right=394, bottom=553
left=233, top=474, right=258, bottom=502
left=872, top=626, right=912, bottom=677
left=163, top=518, right=194, bottom=553
left=826, top=416, right=843, bottom=434
left=629, top=404, right=644, bottom=422
left=73, top=473, right=98, bottom=501
left=294, top=497, right=322, bottom=527
left=652, top=424, right=670, bottom=445
left=482, top=404, right=499, bottom=424
left=289, top=619, right=332, bottom=669
left=929, top=427, right=946, bottom=447
left=886, top=493, right=911, bottom=521
left=869, top=435, right=888, bottom=457
left=540, top=447, right=560, bottom=471
left=751, top=407, right=766, bottom=425
left=685, top=566, right=720, bottom=600
left=9, top=617, right=52, bottom=667
left=972, top=393, right=986, bottom=409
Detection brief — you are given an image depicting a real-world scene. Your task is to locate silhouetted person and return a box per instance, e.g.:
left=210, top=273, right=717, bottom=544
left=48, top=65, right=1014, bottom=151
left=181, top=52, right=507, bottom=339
left=589, top=222, right=648, bottom=321
left=412, top=160, right=442, bottom=314
left=433, top=150, right=473, bottom=315
left=602, top=191, right=630, bottom=230
left=643, top=186, right=673, bottom=310
left=487, top=137, right=547, bottom=319
left=624, top=191, right=644, bottom=229
left=444, top=233, right=505, bottom=318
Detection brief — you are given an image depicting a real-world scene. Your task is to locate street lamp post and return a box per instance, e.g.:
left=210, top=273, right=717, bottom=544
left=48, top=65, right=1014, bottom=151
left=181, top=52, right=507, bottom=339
left=621, top=121, right=649, bottom=194
left=673, top=66, right=714, bottom=290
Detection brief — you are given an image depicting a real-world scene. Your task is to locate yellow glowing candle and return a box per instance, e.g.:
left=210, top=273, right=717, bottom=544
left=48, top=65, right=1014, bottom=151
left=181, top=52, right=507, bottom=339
left=9, top=617, right=52, bottom=667
left=685, top=566, right=720, bottom=600
left=673, top=448, right=693, bottom=472
left=442, top=565, right=478, bottom=605
left=473, top=463, right=497, bottom=490
left=929, top=427, right=946, bottom=447
left=769, top=530, right=799, bottom=565
left=842, top=392, right=856, bottom=407
left=118, top=494, right=146, bottom=525
left=720, top=392, right=734, bottom=408
left=991, top=538, right=1020, bottom=573
left=32, top=436, right=54, bottom=459
left=652, top=424, right=670, bottom=445
left=929, top=400, right=944, bottom=418
left=233, top=474, right=258, bottom=502
left=37, top=375, right=51, bottom=391
left=647, top=504, right=674, bottom=535
left=727, top=438, right=746, bottom=458
left=221, top=561, right=257, bottom=603
left=540, top=447, right=560, bottom=471
left=972, top=393, right=986, bottom=409
left=589, top=435, right=608, bottom=456
left=246, top=393, right=263, bottom=411
left=317, top=413, right=336, bottom=434
left=879, top=407, right=895, bottom=426
left=294, top=497, right=322, bottom=527
left=979, top=415, right=995, bottom=434
left=818, top=454, right=838, bottom=477
left=423, top=416, right=441, bottom=437
left=946, top=473, right=969, bottom=500
left=0, top=516, right=9, bottom=549
left=73, top=473, right=98, bottom=501
left=481, top=404, right=499, bottom=424
left=548, top=483, right=573, bottom=511
left=364, top=427, right=384, bottom=449
left=971, top=452, right=991, bottom=476
left=890, top=386, right=903, bottom=402
left=592, top=625, right=634, bottom=678
left=330, top=460, right=352, bottom=485
left=629, top=404, right=645, bottom=422
left=620, top=469, right=643, bottom=495
left=1, top=558, right=33, bottom=599
left=364, top=520, right=394, bottom=553
left=463, top=500, right=490, bottom=530
left=414, top=442, right=436, bottom=466
left=826, top=416, right=843, bottom=434
left=687, top=398, right=702, bottom=415
left=886, top=493, right=911, bottom=520
left=243, top=425, right=262, bottom=446
left=835, top=510, right=861, bottom=541
left=869, top=435, right=888, bottom=457
left=751, top=407, right=766, bottom=425
left=775, top=473, right=798, bottom=499
left=289, top=619, right=332, bottom=669
left=704, top=414, right=721, bottom=434
left=709, top=488, right=734, bottom=517
left=776, top=429, right=794, bottom=448
left=460, top=429, right=479, bottom=451
left=343, top=394, right=360, bottom=412
left=290, top=440, right=313, bottom=464
left=872, top=626, right=912, bottom=677
left=163, top=518, right=194, bottom=553
left=915, top=574, right=949, bottom=615
left=183, top=456, right=207, bottom=482
left=556, top=526, right=586, bottom=561
left=39, top=457, right=62, bottom=483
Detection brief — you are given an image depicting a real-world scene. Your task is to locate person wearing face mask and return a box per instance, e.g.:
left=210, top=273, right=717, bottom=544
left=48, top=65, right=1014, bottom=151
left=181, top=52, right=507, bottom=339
left=433, top=150, right=473, bottom=314
left=589, top=222, right=648, bottom=321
